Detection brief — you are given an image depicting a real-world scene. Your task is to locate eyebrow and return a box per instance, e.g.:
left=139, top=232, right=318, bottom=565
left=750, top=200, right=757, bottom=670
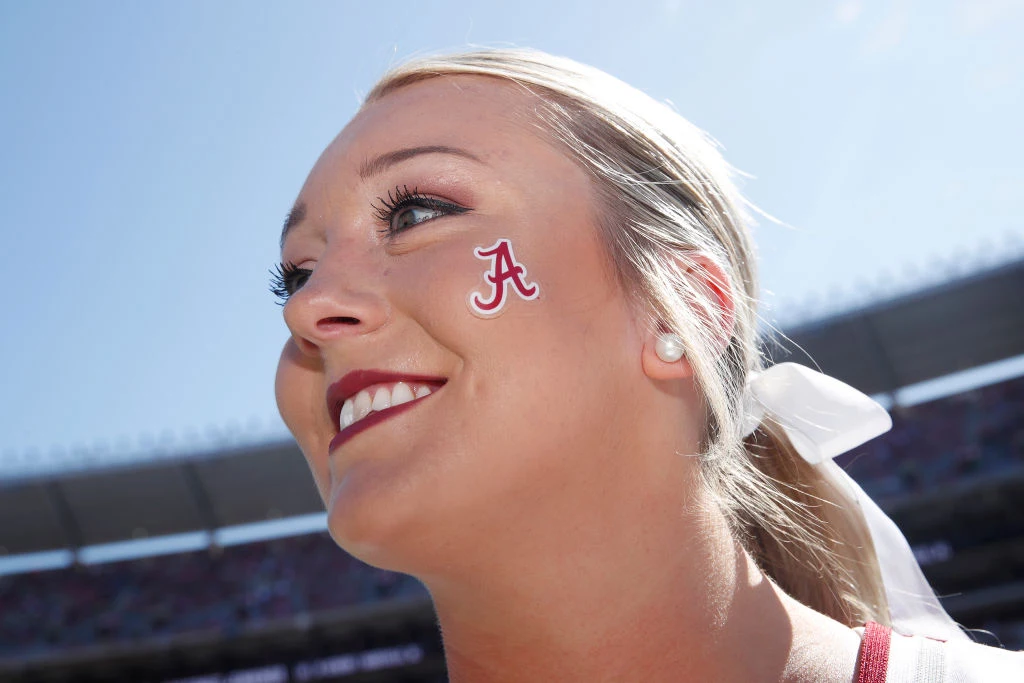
left=279, top=145, right=484, bottom=248
left=279, top=202, right=307, bottom=249
left=358, top=144, right=483, bottom=181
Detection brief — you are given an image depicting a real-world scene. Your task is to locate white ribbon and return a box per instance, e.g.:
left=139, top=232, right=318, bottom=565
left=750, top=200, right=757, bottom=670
left=742, top=362, right=968, bottom=641
left=742, top=363, right=893, bottom=464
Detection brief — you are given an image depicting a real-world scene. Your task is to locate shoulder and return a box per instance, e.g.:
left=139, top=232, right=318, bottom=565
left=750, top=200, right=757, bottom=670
left=858, top=622, right=1024, bottom=682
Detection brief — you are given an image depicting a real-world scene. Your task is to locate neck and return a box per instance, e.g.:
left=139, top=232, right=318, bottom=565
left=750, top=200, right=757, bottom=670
left=420, top=495, right=859, bottom=683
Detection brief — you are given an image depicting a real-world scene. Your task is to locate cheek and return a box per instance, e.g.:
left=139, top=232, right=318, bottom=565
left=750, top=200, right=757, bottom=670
left=385, top=237, right=488, bottom=334
left=446, top=235, right=632, bottom=467
left=473, top=238, right=631, bottom=453
left=275, top=340, right=332, bottom=502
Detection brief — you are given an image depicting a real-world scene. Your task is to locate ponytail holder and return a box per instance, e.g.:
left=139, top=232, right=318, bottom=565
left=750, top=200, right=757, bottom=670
left=741, top=362, right=969, bottom=642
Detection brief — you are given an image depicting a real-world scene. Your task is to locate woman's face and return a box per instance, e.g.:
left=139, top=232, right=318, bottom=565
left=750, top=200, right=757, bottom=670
left=276, top=76, right=667, bottom=570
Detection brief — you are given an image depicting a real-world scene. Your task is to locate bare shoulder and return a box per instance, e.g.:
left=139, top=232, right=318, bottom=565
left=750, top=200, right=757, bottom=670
left=783, top=598, right=863, bottom=683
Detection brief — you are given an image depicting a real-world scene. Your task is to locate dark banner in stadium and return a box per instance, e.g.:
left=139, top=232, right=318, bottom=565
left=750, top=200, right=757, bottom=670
left=162, top=643, right=424, bottom=683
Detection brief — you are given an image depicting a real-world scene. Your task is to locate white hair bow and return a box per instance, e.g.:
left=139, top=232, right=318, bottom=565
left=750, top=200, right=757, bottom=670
left=741, top=362, right=968, bottom=641
left=741, top=363, right=893, bottom=463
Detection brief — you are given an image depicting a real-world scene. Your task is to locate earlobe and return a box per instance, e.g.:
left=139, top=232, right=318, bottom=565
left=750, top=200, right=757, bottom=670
left=641, top=333, right=695, bottom=380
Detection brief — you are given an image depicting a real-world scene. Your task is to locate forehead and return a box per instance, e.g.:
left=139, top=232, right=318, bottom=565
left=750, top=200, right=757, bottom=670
left=357, top=75, right=534, bottom=143
left=303, top=76, right=551, bottom=189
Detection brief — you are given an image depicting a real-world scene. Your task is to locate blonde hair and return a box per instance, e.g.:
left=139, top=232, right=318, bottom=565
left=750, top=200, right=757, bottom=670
left=365, top=48, right=889, bottom=626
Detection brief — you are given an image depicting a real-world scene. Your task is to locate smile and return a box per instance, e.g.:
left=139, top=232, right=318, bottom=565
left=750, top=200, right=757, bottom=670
left=327, top=370, right=447, bottom=452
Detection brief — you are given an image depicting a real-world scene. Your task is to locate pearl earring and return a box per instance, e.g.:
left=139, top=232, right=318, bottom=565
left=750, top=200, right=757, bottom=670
left=655, top=333, right=686, bottom=363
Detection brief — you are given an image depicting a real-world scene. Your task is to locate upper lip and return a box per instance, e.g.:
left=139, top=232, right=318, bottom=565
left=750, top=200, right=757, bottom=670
left=326, top=369, right=448, bottom=430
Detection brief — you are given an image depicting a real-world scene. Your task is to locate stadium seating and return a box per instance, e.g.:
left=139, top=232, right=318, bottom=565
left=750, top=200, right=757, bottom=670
left=837, top=374, right=1024, bottom=499
left=0, top=533, right=426, bottom=660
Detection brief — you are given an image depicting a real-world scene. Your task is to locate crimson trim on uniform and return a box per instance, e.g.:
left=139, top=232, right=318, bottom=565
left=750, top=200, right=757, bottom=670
left=856, top=621, right=892, bottom=683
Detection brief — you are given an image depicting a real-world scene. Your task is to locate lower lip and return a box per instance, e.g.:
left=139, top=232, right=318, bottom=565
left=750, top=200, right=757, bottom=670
left=328, top=391, right=437, bottom=453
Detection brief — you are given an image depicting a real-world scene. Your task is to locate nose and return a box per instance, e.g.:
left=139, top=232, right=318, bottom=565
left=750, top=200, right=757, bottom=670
left=282, top=258, right=390, bottom=357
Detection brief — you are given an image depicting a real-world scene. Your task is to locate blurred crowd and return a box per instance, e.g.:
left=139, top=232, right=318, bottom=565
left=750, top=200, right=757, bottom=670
left=837, top=375, right=1024, bottom=499
left=1, top=375, right=1022, bottom=660
left=0, top=533, right=425, bottom=659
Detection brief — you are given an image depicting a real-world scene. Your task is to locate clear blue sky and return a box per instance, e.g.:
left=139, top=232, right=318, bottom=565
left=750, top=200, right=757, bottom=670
left=1, top=0, right=1022, bottom=474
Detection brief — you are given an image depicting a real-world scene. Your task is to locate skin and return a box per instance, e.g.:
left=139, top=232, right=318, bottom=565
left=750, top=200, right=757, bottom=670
left=275, top=75, right=862, bottom=682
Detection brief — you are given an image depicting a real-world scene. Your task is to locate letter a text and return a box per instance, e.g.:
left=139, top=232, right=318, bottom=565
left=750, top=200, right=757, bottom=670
left=469, top=238, right=539, bottom=316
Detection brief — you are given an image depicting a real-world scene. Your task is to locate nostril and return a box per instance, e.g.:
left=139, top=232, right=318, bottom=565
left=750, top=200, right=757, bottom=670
left=317, top=316, right=361, bottom=329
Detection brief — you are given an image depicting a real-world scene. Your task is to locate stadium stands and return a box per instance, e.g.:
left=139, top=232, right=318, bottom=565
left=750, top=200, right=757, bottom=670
left=837, top=373, right=1024, bottom=499
left=0, top=533, right=426, bottom=659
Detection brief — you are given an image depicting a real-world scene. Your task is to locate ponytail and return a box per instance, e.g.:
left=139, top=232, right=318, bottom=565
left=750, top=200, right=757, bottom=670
left=730, top=419, right=890, bottom=626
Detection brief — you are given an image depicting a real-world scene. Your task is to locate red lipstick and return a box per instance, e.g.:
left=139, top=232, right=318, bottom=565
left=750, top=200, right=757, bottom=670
left=326, top=370, right=446, bottom=453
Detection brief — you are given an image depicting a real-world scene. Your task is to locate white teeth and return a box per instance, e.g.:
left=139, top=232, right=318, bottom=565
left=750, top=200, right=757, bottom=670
left=340, top=399, right=354, bottom=428
left=353, top=390, right=372, bottom=420
left=392, top=382, right=414, bottom=406
left=339, top=382, right=440, bottom=431
left=372, top=387, right=391, bottom=411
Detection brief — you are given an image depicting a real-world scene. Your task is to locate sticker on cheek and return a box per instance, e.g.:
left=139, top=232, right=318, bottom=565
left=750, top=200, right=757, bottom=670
left=468, top=238, right=540, bottom=317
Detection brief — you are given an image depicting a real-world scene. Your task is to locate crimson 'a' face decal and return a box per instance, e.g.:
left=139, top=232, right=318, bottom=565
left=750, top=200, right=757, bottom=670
left=468, top=238, right=540, bottom=317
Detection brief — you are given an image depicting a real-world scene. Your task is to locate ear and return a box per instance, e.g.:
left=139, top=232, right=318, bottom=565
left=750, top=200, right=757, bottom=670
left=640, top=253, right=736, bottom=381
left=689, top=253, right=736, bottom=355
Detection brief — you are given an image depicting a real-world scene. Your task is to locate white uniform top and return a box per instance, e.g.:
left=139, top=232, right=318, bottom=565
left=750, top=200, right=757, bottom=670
left=855, top=623, right=1024, bottom=682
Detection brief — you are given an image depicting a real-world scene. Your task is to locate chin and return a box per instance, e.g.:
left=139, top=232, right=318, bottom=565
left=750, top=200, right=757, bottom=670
left=324, top=458, right=437, bottom=572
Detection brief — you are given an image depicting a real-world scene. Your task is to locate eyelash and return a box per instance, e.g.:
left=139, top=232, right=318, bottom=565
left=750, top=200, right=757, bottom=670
left=269, top=261, right=311, bottom=306
left=371, top=184, right=468, bottom=236
left=271, top=186, right=469, bottom=304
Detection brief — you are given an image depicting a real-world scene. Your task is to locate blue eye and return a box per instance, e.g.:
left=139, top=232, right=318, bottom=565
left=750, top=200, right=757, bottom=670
left=269, top=262, right=312, bottom=305
left=372, top=185, right=469, bottom=236
left=392, top=204, right=445, bottom=232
